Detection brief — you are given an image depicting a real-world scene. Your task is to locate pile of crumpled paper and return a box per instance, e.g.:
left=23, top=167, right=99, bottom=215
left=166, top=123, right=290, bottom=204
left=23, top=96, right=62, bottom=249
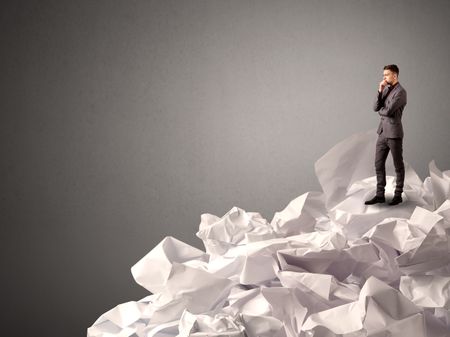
left=87, top=130, right=450, bottom=337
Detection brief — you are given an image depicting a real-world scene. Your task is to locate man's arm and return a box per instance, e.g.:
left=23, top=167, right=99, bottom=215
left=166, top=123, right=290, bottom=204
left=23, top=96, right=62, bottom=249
left=373, top=79, right=388, bottom=112
left=373, top=90, right=384, bottom=112
left=377, top=89, right=407, bottom=117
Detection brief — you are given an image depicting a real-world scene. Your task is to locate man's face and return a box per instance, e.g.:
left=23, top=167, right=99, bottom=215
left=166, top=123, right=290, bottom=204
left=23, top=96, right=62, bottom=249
left=383, top=70, right=397, bottom=85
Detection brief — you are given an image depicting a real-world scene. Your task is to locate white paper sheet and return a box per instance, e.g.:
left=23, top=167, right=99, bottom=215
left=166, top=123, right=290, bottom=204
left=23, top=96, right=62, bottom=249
left=177, top=310, right=245, bottom=337
left=429, top=160, right=450, bottom=209
left=131, top=236, right=209, bottom=294
left=302, top=276, right=425, bottom=336
left=196, top=206, right=276, bottom=256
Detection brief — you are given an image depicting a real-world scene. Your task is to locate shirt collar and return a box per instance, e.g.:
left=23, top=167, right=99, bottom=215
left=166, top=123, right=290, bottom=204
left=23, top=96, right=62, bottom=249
left=389, top=82, right=399, bottom=89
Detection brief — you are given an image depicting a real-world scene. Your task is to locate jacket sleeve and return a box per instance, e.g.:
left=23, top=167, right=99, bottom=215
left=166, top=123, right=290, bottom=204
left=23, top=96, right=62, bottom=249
left=377, top=89, right=407, bottom=117
left=373, top=91, right=384, bottom=111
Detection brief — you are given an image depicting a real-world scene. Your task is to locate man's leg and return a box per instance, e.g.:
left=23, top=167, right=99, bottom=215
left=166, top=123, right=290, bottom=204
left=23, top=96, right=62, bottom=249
left=374, top=134, right=390, bottom=197
left=366, top=134, right=390, bottom=205
left=388, top=138, right=405, bottom=197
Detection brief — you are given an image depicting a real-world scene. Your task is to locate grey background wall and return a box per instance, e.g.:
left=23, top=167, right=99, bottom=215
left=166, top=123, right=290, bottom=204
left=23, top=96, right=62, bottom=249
left=2, top=1, right=450, bottom=336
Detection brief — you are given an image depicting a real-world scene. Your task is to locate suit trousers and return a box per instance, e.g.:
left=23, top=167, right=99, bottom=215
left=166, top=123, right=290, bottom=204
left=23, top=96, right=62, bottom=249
left=375, top=132, right=405, bottom=197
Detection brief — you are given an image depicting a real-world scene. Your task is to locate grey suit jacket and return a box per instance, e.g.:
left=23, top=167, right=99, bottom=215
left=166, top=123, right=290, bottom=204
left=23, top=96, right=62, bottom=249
left=373, top=82, right=407, bottom=138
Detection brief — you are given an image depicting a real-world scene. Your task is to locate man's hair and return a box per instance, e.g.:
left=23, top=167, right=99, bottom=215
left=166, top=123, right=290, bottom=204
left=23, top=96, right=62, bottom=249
left=384, top=64, right=399, bottom=75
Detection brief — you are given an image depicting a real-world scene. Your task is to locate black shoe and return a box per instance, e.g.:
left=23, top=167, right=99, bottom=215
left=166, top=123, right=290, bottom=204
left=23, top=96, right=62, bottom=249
left=389, top=196, right=403, bottom=206
left=365, top=196, right=385, bottom=205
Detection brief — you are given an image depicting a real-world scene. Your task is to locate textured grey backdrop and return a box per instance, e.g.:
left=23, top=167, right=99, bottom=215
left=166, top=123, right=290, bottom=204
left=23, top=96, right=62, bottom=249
left=2, top=1, right=450, bottom=336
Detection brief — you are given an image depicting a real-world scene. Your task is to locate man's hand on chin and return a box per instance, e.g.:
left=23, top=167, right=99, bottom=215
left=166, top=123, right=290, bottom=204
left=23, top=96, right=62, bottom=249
left=378, top=79, right=388, bottom=93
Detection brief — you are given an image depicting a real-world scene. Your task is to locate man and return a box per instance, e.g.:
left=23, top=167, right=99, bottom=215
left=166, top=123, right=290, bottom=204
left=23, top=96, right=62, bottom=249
left=365, top=64, right=407, bottom=206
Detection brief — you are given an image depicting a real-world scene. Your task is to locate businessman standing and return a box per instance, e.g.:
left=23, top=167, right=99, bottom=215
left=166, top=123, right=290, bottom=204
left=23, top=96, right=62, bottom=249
left=365, top=64, right=407, bottom=206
